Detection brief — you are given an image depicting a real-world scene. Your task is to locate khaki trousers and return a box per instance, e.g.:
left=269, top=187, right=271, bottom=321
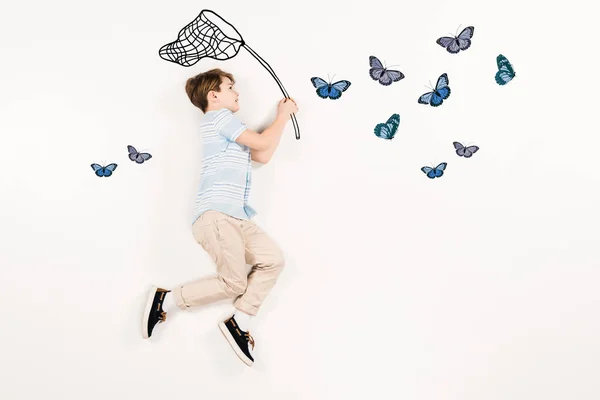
left=172, top=211, right=285, bottom=316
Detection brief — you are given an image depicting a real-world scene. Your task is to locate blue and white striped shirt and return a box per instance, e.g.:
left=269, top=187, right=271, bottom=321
left=192, top=108, right=256, bottom=224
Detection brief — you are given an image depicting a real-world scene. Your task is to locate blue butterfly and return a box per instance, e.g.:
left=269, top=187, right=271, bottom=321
left=91, top=163, right=118, bottom=177
left=421, top=162, right=447, bottom=179
left=437, top=26, right=474, bottom=54
left=374, top=113, right=400, bottom=140
left=369, top=56, right=405, bottom=86
left=128, top=145, right=152, bottom=164
left=310, top=77, right=351, bottom=99
left=418, top=73, right=451, bottom=107
left=495, top=54, right=516, bottom=85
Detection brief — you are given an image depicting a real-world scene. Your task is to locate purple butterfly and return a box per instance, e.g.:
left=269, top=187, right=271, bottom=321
left=437, top=26, right=474, bottom=54
left=453, top=141, right=479, bottom=158
left=128, top=145, right=152, bottom=164
left=369, top=56, right=405, bottom=86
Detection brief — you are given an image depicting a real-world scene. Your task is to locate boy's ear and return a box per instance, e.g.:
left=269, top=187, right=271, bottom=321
left=207, top=90, right=218, bottom=102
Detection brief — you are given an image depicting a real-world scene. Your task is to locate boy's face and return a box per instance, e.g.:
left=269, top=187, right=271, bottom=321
left=213, top=77, right=239, bottom=112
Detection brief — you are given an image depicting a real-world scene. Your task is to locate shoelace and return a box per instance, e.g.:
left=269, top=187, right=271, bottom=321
left=245, top=331, right=255, bottom=351
left=158, top=311, right=167, bottom=323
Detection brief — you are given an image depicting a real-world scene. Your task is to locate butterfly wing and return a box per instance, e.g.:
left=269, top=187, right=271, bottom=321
left=378, top=69, right=405, bottom=86
left=495, top=70, right=514, bottom=85
left=463, top=146, right=479, bottom=158
left=458, top=26, right=475, bottom=40
left=495, top=54, right=515, bottom=85
left=374, top=123, right=391, bottom=139
left=369, top=56, right=385, bottom=80
left=386, top=70, right=404, bottom=82
left=453, top=141, right=466, bottom=156
left=91, top=163, right=103, bottom=177
left=328, top=80, right=351, bottom=99
left=375, top=114, right=398, bottom=139
left=386, top=113, right=400, bottom=132
left=137, top=153, right=152, bottom=163
left=447, top=39, right=462, bottom=54
left=311, top=77, right=331, bottom=98
left=456, top=26, right=474, bottom=51
left=435, top=73, right=450, bottom=91
left=434, top=162, right=447, bottom=177
left=436, top=36, right=455, bottom=50
left=316, top=85, right=331, bottom=99
left=418, top=91, right=434, bottom=105
left=430, top=91, right=447, bottom=106
left=127, top=145, right=139, bottom=161
left=370, top=67, right=384, bottom=81
left=311, top=77, right=328, bottom=89
left=369, top=56, right=384, bottom=70
left=332, top=80, right=351, bottom=92
left=374, top=113, right=400, bottom=139
left=421, top=166, right=435, bottom=178
left=103, top=163, right=117, bottom=177
left=496, top=54, right=515, bottom=73
left=430, top=73, right=451, bottom=106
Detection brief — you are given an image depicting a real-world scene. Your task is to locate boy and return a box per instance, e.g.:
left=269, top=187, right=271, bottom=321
left=141, top=68, right=299, bottom=367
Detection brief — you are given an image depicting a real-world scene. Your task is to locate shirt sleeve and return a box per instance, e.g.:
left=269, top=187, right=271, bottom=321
left=213, top=109, right=247, bottom=142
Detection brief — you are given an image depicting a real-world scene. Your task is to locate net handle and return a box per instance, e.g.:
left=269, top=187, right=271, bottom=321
left=202, top=10, right=301, bottom=140
left=243, top=44, right=300, bottom=140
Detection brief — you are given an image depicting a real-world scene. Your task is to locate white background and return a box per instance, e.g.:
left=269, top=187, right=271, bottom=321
left=1, top=0, right=599, bottom=399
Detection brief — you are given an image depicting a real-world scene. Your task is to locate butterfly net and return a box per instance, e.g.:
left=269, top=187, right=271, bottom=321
left=159, top=11, right=244, bottom=66
left=159, top=10, right=300, bottom=139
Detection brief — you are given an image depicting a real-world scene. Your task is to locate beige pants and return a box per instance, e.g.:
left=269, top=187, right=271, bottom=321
left=172, top=211, right=285, bottom=316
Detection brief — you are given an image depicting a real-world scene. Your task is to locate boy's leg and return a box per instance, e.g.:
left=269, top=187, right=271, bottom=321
left=172, top=211, right=249, bottom=309
left=217, top=219, right=284, bottom=366
left=233, top=219, right=285, bottom=316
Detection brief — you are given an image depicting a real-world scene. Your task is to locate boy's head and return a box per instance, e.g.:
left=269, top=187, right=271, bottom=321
left=185, top=68, right=239, bottom=113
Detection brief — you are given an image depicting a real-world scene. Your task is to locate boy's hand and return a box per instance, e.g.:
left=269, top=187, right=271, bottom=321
left=277, top=97, right=299, bottom=121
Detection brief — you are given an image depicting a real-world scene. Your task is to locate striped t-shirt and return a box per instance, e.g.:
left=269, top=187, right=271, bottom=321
left=192, top=108, right=256, bottom=224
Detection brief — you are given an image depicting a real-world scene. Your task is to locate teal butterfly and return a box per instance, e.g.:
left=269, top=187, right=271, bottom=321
left=374, top=113, right=400, bottom=140
left=495, top=54, right=516, bottom=85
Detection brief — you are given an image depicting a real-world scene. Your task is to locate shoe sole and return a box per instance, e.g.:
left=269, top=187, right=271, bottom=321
left=142, top=285, right=158, bottom=339
left=218, top=321, right=254, bottom=367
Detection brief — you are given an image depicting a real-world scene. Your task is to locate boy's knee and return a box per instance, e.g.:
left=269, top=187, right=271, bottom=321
left=221, top=277, right=247, bottom=297
left=272, top=251, right=285, bottom=271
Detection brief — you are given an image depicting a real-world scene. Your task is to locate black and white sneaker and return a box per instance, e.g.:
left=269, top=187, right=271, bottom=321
left=142, top=286, right=170, bottom=339
left=218, top=315, right=255, bottom=366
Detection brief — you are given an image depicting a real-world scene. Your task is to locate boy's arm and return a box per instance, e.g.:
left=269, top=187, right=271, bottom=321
left=238, top=115, right=288, bottom=164
left=250, top=131, right=283, bottom=164
left=236, top=98, right=298, bottom=164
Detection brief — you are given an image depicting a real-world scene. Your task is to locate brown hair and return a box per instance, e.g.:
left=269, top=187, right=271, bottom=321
left=185, top=68, right=235, bottom=113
